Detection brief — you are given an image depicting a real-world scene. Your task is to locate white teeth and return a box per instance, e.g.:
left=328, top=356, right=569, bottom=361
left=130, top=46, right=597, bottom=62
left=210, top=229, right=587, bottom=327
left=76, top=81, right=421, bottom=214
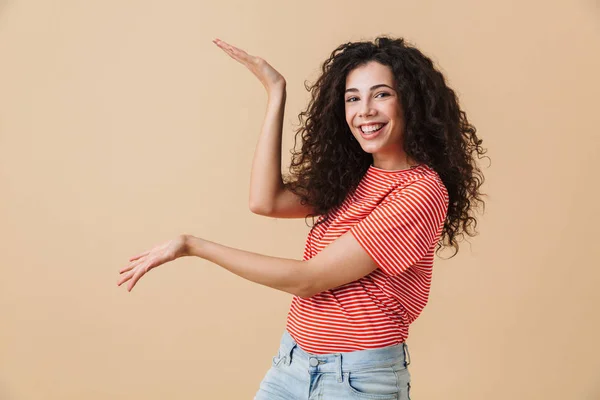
left=360, top=123, right=384, bottom=133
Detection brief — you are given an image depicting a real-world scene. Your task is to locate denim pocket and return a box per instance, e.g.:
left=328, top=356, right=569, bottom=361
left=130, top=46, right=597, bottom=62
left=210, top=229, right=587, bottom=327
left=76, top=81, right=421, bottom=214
left=344, top=367, right=399, bottom=399
left=271, top=349, right=285, bottom=367
left=272, top=341, right=295, bottom=368
left=394, top=367, right=411, bottom=400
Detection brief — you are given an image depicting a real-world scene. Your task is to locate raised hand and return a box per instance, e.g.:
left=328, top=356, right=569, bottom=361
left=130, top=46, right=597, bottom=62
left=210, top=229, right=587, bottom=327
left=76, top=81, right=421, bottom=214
left=213, top=38, right=286, bottom=93
left=117, top=235, right=188, bottom=292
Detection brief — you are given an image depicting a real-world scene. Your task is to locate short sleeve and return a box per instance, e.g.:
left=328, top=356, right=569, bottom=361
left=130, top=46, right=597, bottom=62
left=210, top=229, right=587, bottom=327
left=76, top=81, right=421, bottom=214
left=350, top=178, right=449, bottom=276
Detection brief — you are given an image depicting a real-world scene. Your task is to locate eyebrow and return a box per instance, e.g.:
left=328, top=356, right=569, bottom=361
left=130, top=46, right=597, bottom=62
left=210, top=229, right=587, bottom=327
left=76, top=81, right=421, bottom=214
left=344, top=84, right=395, bottom=93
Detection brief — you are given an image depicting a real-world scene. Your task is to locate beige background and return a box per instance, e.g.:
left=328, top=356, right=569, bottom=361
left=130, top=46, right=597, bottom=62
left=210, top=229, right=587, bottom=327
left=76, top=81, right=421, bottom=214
left=1, top=0, right=599, bottom=399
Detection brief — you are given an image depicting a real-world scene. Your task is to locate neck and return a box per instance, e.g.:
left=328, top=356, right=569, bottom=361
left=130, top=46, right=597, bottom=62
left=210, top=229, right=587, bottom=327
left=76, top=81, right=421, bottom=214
left=371, top=154, right=417, bottom=171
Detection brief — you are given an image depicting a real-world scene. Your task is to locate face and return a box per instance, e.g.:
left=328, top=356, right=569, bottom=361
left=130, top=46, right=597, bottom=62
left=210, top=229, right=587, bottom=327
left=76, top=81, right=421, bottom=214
left=345, top=61, right=410, bottom=169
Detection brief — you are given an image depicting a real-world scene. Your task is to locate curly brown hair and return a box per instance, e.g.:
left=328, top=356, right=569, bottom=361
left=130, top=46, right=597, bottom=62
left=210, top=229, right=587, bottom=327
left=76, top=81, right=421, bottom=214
left=283, top=36, right=489, bottom=258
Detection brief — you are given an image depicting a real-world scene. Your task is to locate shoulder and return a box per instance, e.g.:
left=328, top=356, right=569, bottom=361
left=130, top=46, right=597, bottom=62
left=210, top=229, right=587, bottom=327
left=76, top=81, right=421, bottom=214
left=388, top=165, right=448, bottom=207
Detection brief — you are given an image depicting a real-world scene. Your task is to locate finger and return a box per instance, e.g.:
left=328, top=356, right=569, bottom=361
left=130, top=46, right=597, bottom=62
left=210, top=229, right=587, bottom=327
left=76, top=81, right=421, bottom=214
left=214, top=38, right=232, bottom=48
left=222, top=41, right=248, bottom=57
left=217, top=43, right=243, bottom=62
left=119, top=260, right=138, bottom=274
left=129, top=250, right=150, bottom=262
left=119, top=264, right=132, bottom=274
left=214, top=39, right=253, bottom=64
left=228, top=45, right=252, bottom=62
left=117, top=269, right=135, bottom=286
left=214, top=38, right=235, bottom=53
left=128, top=267, right=147, bottom=292
left=120, top=255, right=148, bottom=273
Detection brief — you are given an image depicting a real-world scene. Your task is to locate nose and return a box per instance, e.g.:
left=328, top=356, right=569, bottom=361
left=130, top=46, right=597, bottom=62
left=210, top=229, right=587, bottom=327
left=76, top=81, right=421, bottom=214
left=358, top=98, right=376, bottom=118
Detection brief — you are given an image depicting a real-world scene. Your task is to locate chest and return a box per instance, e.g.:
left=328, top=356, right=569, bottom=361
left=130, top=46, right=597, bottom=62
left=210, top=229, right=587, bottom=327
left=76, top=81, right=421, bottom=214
left=308, top=186, right=397, bottom=248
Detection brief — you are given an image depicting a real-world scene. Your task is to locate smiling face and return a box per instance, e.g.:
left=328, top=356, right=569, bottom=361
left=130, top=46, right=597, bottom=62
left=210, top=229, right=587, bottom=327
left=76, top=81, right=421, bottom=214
left=345, top=61, right=414, bottom=170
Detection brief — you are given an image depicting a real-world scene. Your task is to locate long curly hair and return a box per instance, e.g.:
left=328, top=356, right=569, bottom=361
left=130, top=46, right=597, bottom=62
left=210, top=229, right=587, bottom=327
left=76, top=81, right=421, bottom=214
left=283, top=36, right=489, bottom=258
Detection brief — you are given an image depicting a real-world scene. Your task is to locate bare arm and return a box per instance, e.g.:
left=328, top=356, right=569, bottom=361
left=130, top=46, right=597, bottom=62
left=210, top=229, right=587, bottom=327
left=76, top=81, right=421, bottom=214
left=213, top=39, right=315, bottom=218
left=117, top=232, right=377, bottom=297
left=181, top=232, right=377, bottom=298
left=248, top=86, right=287, bottom=215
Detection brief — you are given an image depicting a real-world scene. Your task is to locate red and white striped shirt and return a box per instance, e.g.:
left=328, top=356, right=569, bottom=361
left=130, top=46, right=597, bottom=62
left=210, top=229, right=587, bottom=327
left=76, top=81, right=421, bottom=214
left=286, top=163, right=449, bottom=354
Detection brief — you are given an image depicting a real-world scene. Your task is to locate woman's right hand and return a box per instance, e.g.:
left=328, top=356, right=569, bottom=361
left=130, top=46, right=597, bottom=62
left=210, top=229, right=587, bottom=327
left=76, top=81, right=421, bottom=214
left=213, top=38, right=286, bottom=94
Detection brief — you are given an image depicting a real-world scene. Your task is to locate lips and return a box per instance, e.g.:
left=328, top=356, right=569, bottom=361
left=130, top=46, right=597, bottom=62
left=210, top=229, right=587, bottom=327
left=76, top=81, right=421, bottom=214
left=361, top=123, right=384, bottom=133
left=358, top=122, right=387, bottom=140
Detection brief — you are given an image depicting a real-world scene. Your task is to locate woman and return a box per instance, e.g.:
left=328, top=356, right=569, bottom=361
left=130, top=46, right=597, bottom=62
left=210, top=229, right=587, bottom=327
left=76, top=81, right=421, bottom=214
left=117, top=36, right=487, bottom=399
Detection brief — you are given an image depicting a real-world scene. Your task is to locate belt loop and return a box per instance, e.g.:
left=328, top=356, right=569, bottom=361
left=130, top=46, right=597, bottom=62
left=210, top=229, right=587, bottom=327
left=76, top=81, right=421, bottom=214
left=286, top=343, right=296, bottom=366
left=336, top=354, right=343, bottom=383
left=403, top=343, right=411, bottom=367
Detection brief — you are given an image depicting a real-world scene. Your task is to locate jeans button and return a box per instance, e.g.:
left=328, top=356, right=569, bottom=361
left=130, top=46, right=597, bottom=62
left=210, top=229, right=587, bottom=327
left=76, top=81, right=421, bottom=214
left=309, top=357, right=319, bottom=367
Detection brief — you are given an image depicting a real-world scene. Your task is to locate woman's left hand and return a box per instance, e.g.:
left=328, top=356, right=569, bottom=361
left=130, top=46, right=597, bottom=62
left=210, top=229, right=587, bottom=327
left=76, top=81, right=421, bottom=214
left=117, top=234, right=189, bottom=292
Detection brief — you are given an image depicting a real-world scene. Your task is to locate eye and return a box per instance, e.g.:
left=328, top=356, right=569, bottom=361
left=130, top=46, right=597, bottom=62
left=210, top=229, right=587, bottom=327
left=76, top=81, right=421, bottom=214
left=375, top=92, right=391, bottom=98
left=346, top=96, right=359, bottom=103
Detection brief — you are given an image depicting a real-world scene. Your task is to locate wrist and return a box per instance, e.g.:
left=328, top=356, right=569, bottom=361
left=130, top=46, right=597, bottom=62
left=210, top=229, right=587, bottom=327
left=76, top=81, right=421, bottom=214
left=182, top=234, right=205, bottom=258
left=267, top=82, right=286, bottom=100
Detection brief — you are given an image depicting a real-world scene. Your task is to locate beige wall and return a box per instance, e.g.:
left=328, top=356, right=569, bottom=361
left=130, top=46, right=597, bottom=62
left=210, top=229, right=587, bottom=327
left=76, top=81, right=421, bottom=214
left=1, top=0, right=599, bottom=399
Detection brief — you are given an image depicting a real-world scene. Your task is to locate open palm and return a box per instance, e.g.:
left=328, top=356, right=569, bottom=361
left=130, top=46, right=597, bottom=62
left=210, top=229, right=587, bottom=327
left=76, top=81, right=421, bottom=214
left=213, top=38, right=285, bottom=92
left=117, top=235, right=187, bottom=292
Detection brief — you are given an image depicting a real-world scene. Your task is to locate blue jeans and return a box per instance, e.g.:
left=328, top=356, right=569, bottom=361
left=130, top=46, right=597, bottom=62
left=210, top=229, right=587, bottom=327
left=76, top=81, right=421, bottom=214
left=255, top=330, right=412, bottom=400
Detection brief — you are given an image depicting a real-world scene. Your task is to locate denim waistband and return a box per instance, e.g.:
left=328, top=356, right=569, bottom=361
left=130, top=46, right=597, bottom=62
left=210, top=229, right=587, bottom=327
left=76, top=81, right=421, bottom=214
left=277, top=330, right=410, bottom=381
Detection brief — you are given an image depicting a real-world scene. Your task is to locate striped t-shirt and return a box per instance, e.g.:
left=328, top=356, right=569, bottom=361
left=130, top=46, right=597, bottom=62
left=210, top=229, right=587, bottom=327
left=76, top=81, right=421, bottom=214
left=286, top=163, right=449, bottom=354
